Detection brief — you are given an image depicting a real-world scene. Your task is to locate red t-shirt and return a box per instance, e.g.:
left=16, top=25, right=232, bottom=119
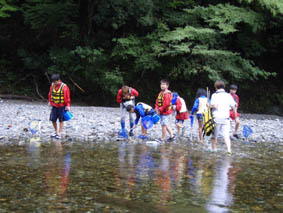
left=230, top=93, right=239, bottom=119
left=116, top=88, right=139, bottom=103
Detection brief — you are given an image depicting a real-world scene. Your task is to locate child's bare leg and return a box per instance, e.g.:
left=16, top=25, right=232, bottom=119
left=234, top=117, right=240, bottom=134
left=224, top=135, right=231, bottom=153
left=141, top=124, right=147, bottom=135
left=176, top=123, right=182, bottom=135
left=161, top=125, right=167, bottom=141
left=166, top=126, right=173, bottom=138
left=211, top=137, right=217, bottom=151
left=52, top=122, right=58, bottom=134
left=198, top=120, right=203, bottom=143
left=58, top=122, right=64, bottom=136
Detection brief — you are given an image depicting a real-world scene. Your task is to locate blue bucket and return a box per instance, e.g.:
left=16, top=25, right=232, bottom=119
left=63, top=110, right=73, bottom=121
left=142, top=115, right=154, bottom=129
left=152, top=113, right=160, bottom=124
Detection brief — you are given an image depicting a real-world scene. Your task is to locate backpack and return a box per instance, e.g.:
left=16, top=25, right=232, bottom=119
left=202, top=107, right=216, bottom=137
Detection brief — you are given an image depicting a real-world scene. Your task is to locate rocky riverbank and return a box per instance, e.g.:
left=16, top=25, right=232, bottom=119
left=0, top=100, right=283, bottom=144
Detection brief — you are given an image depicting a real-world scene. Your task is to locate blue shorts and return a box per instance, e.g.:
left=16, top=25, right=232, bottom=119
left=196, top=114, right=203, bottom=121
left=146, top=109, right=155, bottom=116
left=176, top=119, right=184, bottom=124
left=50, top=107, right=65, bottom=122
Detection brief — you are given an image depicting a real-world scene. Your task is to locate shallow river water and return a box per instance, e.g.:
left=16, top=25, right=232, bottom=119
left=0, top=139, right=283, bottom=212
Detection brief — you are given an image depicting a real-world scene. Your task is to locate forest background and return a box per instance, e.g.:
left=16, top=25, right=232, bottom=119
left=0, top=0, right=282, bottom=114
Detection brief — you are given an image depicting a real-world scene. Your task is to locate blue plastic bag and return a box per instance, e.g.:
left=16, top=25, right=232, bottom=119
left=243, top=125, right=253, bottom=138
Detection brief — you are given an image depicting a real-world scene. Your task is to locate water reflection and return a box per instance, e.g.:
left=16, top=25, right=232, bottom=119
left=27, top=137, right=41, bottom=167
left=44, top=140, right=71, bottom=210
left=115, top=142, right=242, bottom=211
left=206, top=157, right=241, bottom=213
left=7, top=140, right=283, bottom=212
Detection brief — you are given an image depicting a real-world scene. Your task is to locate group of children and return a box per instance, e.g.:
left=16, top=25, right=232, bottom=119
left=116, top=79, right=240, bottom=154
left=48, top=74, right=240, bottom=154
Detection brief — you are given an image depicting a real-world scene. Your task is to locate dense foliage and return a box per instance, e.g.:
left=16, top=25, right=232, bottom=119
left=0, top=0, right=282, bottom=113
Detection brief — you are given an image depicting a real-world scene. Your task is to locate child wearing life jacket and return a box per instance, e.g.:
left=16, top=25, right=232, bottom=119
left=210, top=80, right=237, bottom=154
left=126, top=102, right=155, bottom=139
left=229, top=84, right=240, bottom=139
left=48, top=74, right=71, bottom=139
left=172, top=92, right=189, bottom=136
left=191, top=89, right=208, bottom=143
left=117, top=85, right=139, bottom=136
left=155, top=79, right=175, bottom=142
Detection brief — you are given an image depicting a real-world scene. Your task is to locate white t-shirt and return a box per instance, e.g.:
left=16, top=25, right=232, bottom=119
left=210, top=89, right=236, bottom=124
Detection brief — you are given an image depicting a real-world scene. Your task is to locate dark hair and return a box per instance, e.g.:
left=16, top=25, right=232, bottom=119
left=214, top=80, right=225, bottom=89
left=126, top=105, right=134, bottom=112
left=230, top=84, right=238, bottom=90
left=160, top=79, right=169, bottom=86
left=196, top=88, right=207, bottom=98
left=51, top=74, right=60, bottom=82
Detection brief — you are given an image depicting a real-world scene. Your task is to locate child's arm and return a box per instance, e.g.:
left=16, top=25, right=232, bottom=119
left=191, top=98, right=199, bottom=114
left=63, top=85, right=71, bottom=110
left=210, top=94, right=217, bottom=109
left=116, top=89, right=123, bottom=103
left=155, top=96, right=160, bottom=112
left=175, top=98, right=182, bottom=112
left=131, top=88, right=139, bottom=98
left=48, top=85, right=52, bottom=105
left=135, top=113, right=140, bottom=125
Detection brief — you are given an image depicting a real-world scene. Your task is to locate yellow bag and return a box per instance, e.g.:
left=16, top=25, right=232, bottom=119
left=202, top=108, right=216, bottom=136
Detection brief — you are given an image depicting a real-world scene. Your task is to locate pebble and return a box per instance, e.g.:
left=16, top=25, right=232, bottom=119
left=0, top=100, right=283, bottom=144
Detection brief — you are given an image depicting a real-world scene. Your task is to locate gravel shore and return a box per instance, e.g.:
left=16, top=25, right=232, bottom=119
left=0, top=100, right=283, bottom=144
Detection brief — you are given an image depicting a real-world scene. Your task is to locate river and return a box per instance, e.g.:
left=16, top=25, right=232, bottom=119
left=0, top=139, right=283, bottom=212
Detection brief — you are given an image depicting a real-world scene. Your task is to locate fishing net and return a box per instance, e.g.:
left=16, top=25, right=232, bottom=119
left=243, top=125, right=253, bottom=138
left=28, top=119, right=42, bottom=135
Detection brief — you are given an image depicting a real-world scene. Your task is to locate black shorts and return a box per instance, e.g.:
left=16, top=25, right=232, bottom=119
left=50, top=107, right=65, bottom=122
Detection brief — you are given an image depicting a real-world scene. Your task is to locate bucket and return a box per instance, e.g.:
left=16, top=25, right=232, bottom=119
left=152, top=113, right=160, bottom=124
left=141, top=115, right=154, bottom=129
left=64, top=110, right=73, bottom=121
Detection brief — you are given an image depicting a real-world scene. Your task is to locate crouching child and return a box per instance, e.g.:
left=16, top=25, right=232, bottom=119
left=126, top=102, right=155, bottom=139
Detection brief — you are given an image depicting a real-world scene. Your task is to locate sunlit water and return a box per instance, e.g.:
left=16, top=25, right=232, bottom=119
left=0, top=139, right=283, bottom=212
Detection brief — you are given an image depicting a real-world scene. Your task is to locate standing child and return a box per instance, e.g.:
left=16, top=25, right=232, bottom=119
left=117, top=85, right=139, bottom=136
left=172, top=92, right=189, bottom=136
left=126, top=102, right=155, bottom=139
left=48, top=74, right=71, bottom=139
left=210, top=80, right=237, bottom=154
left=191, top=89, right=208, bottom=143
left=155, top=79, right=175, bottom=142
left=229, top=84, right=240, bottom=139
